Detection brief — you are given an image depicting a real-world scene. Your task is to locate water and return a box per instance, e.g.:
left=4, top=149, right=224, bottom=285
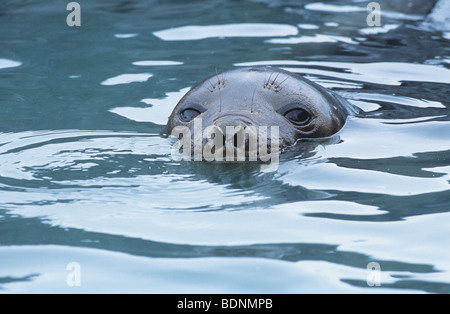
left=0, top=0, right=449, bottom=293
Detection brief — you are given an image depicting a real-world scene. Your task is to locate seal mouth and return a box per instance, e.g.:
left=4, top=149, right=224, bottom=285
left=198, top=122, right=279, bottom=161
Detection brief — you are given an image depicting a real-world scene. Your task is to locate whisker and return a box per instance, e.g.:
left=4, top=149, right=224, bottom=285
left=278, top=76, right=290, bottom=87
left=215, top=70, right=223, bottom=113
left=251, top=86, right=257, bottom=113
left=206, top=79, right=215, bottom=92
left=272, top=72, right=281, bottom=85
left=267, top=73, right=273, bottom=86
left=202, top=85, right=213, bottom=93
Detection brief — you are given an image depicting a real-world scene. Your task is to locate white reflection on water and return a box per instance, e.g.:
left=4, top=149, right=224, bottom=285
left=110, top=87, right=190, bottom=125
left=0, top=245, right=418, bottom=293
left=280, top=159, right=450, bottom=196
left=304, top=2, right=424, bottom=20
left=266, top=34, right=358, bottom=44
left=297, top=24, right=320, bottom=30
left=101, top=73, right=153, bottom=86
left=235, top=60, right=450, bottom=85
left=153, top=23, right=298, bottom=41
left=132, top=60, right=183, bottom=66
left=359, top=24, right=400, bottom=35
left=113, top=33, right=138, bottom=39
left=0, top=58, right=22, bottom=70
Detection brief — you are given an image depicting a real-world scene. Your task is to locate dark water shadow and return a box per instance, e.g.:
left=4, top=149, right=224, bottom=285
left=1, top=210, right=448, bottom=293
left=0, top=274, right=40, bottom=290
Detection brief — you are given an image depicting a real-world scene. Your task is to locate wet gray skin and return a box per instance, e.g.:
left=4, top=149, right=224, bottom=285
left=166, top=67, right=359, bottom=153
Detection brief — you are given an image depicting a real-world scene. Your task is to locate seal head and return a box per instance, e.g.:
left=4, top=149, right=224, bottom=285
left=166, top=67, right=358, bottom=151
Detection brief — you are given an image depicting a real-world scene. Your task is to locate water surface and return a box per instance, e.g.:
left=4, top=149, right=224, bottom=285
left=0, top=0, right=449, bottom=293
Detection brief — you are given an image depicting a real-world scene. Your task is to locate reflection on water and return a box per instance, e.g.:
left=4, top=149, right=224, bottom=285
left=0, top=0, right=449, bottom=293
left=235, top=60, right=450, bottom=85
left=153, top=23, right=299, bottom=41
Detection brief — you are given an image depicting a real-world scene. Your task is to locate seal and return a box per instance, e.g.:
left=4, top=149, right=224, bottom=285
left=166, top=66, right=358, bottom=155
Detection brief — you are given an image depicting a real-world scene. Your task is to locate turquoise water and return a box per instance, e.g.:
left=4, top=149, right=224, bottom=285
left=0, top=0, right=449, bottom=293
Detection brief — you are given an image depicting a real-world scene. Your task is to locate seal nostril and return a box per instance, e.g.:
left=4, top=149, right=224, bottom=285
left=220, top=128, right=244, bottom=149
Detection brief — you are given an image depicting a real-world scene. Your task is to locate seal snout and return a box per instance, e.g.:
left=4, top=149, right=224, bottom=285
left=212, top=112, right=256, bottom=128
left=205, top=119, right=255, bottom=152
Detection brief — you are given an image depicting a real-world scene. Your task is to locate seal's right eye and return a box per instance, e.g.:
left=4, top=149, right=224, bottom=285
left=180, top=108, right=201, bottom=122
left=178, top=104, right=206, bottom=122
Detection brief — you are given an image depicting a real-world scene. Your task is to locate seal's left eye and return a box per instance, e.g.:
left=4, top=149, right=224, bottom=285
left=179, top=104, right=206, bottom=122
left=277, top=104, right=314, bottom=126
left=284, top=108, right=311, bottom=125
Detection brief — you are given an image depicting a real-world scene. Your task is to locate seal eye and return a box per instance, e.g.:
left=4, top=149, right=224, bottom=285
left=180, top=108, right=201, bottom=122
left=178, top=104, right=206, bottom=122
left=277, top=104, right=314, bottom=126
left=284, top=108, right=311, bottom=125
